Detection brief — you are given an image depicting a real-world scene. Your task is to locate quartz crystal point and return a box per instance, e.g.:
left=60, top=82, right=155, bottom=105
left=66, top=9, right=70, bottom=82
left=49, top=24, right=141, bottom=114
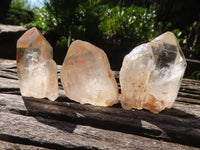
left=17, top=27, right=58, bottom=100
left=120, top=32, right=187, bottom=113
left=61, top=40, right=118, bottom=106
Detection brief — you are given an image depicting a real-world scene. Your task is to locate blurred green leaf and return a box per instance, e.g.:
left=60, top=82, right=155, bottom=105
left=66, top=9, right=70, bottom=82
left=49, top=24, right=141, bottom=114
left=191, top=71, right=200, bottom=80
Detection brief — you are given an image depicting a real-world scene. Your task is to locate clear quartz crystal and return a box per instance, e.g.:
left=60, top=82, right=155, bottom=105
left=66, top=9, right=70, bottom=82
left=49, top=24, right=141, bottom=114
left=61, top=40, right=118, bottom=106
left=17, top=27, right=58, bottom=100
left=120, top=32, right=187, bottom=113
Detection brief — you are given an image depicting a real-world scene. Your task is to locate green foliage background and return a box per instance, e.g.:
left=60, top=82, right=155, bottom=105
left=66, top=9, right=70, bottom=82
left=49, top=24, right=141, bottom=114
left=2, top=0, right=200, bottom=78
left=6, top=0, right=34, bottom=25
left=25, top=0, right=160, bottom=69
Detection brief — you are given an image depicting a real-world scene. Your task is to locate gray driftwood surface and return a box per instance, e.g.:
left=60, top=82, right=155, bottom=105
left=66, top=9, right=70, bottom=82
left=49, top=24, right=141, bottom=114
left=0, top=59, right=200, bottom=150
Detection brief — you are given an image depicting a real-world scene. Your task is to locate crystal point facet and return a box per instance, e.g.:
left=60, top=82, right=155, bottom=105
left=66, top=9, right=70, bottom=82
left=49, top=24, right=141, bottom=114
left=17, top=27, right=58, bottom=100
left=120, top=32, right=187, bottom=113
left=61, top=40, right=118, bottom=106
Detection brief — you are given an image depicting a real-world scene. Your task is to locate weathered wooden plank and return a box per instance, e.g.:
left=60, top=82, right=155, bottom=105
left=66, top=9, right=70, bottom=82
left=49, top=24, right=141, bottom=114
left=0, top=111, right=198, bottom=150
left=181, top=78, right=200, bottom=86
left=0, top=93, right=199, bottom=148
left=0, top=59, right=17, bottom=67
left=176, top=96, right=200, bottom=105
left=0, top=140, right=48, bottom=150
left=178, top=92, right=200, bottom=101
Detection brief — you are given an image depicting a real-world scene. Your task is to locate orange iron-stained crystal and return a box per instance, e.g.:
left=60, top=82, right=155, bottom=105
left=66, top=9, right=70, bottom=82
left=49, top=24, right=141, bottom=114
left=120, top=32, right=187, bottom=113
left=17, top=27, right=58, bottom=100
left=61, top=40, right=118, bottom=106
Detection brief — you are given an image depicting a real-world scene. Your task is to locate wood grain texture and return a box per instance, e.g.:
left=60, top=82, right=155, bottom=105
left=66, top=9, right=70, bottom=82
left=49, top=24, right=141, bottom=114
left=0, top=140, right=48, bottom=150
left=0, top=59, right=200, bottom=150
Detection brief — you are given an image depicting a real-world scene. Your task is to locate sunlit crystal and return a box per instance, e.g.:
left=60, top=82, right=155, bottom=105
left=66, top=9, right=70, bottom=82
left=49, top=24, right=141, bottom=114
left=120, top=32, right=187, bottom=113
left=17, top=27, right=58, bottom=100
left=61, top=40, right=118, bottom=106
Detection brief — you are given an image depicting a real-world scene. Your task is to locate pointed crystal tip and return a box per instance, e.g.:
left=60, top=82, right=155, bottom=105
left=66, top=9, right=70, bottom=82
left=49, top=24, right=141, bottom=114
left=18, top=27, right=39, bottom=43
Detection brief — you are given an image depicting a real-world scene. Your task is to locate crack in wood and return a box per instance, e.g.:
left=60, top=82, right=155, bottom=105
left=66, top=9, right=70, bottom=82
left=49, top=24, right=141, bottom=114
left=0, top=134, right=98, bottom=150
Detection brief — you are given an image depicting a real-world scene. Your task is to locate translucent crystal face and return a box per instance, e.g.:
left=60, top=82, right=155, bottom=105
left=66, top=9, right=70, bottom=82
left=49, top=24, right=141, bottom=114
left=120, top=32, right=187, bottom=113
left=61, top=40, right=118, bottom=106
left=17, top=27, right=58, bottom=100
